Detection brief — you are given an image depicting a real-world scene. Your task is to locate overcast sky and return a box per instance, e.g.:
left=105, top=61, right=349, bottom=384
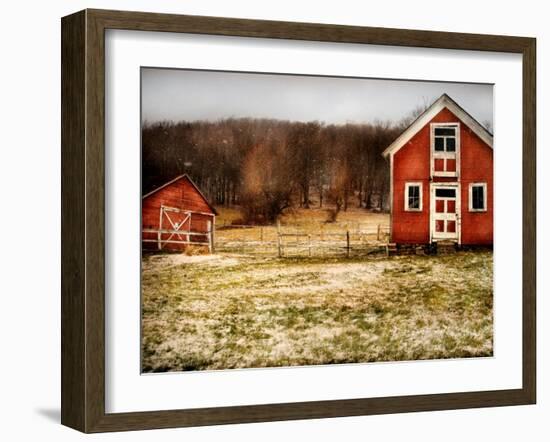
left=141, top=68, right=493, bottom=127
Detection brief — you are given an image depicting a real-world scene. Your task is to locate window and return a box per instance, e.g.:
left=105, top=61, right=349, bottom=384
left=431, top=123, right=459, bottom=177
left=435, top=188, right=456, bottom=198
left=469, top=183, right=487, bottom=211
left=405, top=182, right=422, bottom=211
left=434, top=127, right=457, bottom=152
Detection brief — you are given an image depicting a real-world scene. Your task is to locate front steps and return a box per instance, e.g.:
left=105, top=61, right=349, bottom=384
left=435, top=240, right=458, bottom=255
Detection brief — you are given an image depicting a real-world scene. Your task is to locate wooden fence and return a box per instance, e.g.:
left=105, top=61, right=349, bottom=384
left=215, top=220, right=390, bottom=257
left=142, top=220, right=214, bottom=252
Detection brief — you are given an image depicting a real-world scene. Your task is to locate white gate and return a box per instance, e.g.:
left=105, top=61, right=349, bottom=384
left=143, top=205, right=213, bottom=252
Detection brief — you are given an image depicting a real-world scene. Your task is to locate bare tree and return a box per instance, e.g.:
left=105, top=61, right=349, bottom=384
left=287, top=122, right=321, bottom=208
left=325, top=161, right=350, bottom=223
left=397, top=97, right=433, bottom=130
left=240, top=139, right=295, bottom=224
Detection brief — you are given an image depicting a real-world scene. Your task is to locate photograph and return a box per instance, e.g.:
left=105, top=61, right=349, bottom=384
left=140, top=68, right=494, bottom=373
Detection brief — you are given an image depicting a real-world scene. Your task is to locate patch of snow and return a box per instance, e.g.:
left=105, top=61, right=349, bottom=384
left=168, top=254, right=242, bottom=268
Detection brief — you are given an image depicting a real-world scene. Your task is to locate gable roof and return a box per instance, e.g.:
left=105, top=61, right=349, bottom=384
left=143, top=174, right=217, bottom=215
left=382, top=94, right=493, bottom=158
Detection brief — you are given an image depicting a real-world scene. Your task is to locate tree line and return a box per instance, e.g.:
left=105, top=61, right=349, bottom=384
left=142, top=116, right=411, bottom=224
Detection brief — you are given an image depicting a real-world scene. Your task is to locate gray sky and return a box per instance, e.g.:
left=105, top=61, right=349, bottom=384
left=141, top=68, right=493, bottom=127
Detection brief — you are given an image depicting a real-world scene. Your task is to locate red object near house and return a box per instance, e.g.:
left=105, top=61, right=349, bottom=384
left=142, top=174, right=217, bottom=252
left=382, top=94, right=493, bottom=246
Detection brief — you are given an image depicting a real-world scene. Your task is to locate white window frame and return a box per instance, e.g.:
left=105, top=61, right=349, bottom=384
left=469, top=182, right=488, bottom=212
left=430, top=122, right=460, bottom=178
left=404, top=182, right=423, bottom=212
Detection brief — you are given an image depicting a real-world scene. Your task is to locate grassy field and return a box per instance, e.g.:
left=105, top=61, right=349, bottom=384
left=141, top=249, right=493, bottom=373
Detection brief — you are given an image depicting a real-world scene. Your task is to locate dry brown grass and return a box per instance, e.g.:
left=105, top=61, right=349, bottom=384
left=216, top=206, right=388, bottom=228
left=215, top=207, right=390, bottom=254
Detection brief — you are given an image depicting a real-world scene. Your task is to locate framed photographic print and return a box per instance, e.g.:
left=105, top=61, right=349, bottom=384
left=61, top=9, right=536, bottom=433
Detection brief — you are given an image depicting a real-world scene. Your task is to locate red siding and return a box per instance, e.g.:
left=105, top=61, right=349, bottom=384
left=391, top=110, right=434, bottom=244
left=460, top=126, right=494, bottom=245
left=142, top=176, right=215, bottom=251
left=391, top=107, right=493, bottom=245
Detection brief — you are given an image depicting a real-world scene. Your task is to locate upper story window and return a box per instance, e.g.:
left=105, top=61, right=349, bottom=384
left=434, top=127, right=456, bottom=152
left=431, top=123, right=459, bottom=177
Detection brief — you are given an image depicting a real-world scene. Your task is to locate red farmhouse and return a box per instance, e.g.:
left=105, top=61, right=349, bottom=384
left=142, top=174, right=216, bottom=252
left=382, top=94, right=493, bottom=247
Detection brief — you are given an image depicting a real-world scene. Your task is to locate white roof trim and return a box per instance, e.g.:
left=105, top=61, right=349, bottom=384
left=382, top=94, right=493, bottom=158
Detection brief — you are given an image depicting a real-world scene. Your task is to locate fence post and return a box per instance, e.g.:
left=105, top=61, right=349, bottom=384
left=158, top=206, right=163, bottom=250
left=346, top=230, right=350, bottom=258
left=277, top=219, right=282, bottom=258
left=260, top=227, right=263, bottom=242
left=207, top=220, right=213, bottom=253
left=308, top=234, right=312, bottom=257
left=377, top=224, right=381, bottom=241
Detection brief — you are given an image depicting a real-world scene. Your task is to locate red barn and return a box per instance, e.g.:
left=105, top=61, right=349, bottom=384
left=142, top=174, right=217, bottom=252
left=382, top=94, right=493, bottom=247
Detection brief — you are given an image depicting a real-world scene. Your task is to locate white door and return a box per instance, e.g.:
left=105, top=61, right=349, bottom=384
left=431, top=184, right=460, bottom=241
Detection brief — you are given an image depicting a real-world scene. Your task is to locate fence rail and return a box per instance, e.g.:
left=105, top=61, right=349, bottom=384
left=142, top=221, right=213, bottom=252
left=214, top=220, right=390, bottom=258
left=142, top=228, right=209, bottom=237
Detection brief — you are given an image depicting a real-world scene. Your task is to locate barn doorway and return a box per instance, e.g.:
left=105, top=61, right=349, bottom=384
left=430, top=183, right=460, bottom=243
left=158, top=205, right=192, bottom=250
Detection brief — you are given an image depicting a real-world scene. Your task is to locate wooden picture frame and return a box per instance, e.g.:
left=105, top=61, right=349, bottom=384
left=61, top=9, right=536, bottom=433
